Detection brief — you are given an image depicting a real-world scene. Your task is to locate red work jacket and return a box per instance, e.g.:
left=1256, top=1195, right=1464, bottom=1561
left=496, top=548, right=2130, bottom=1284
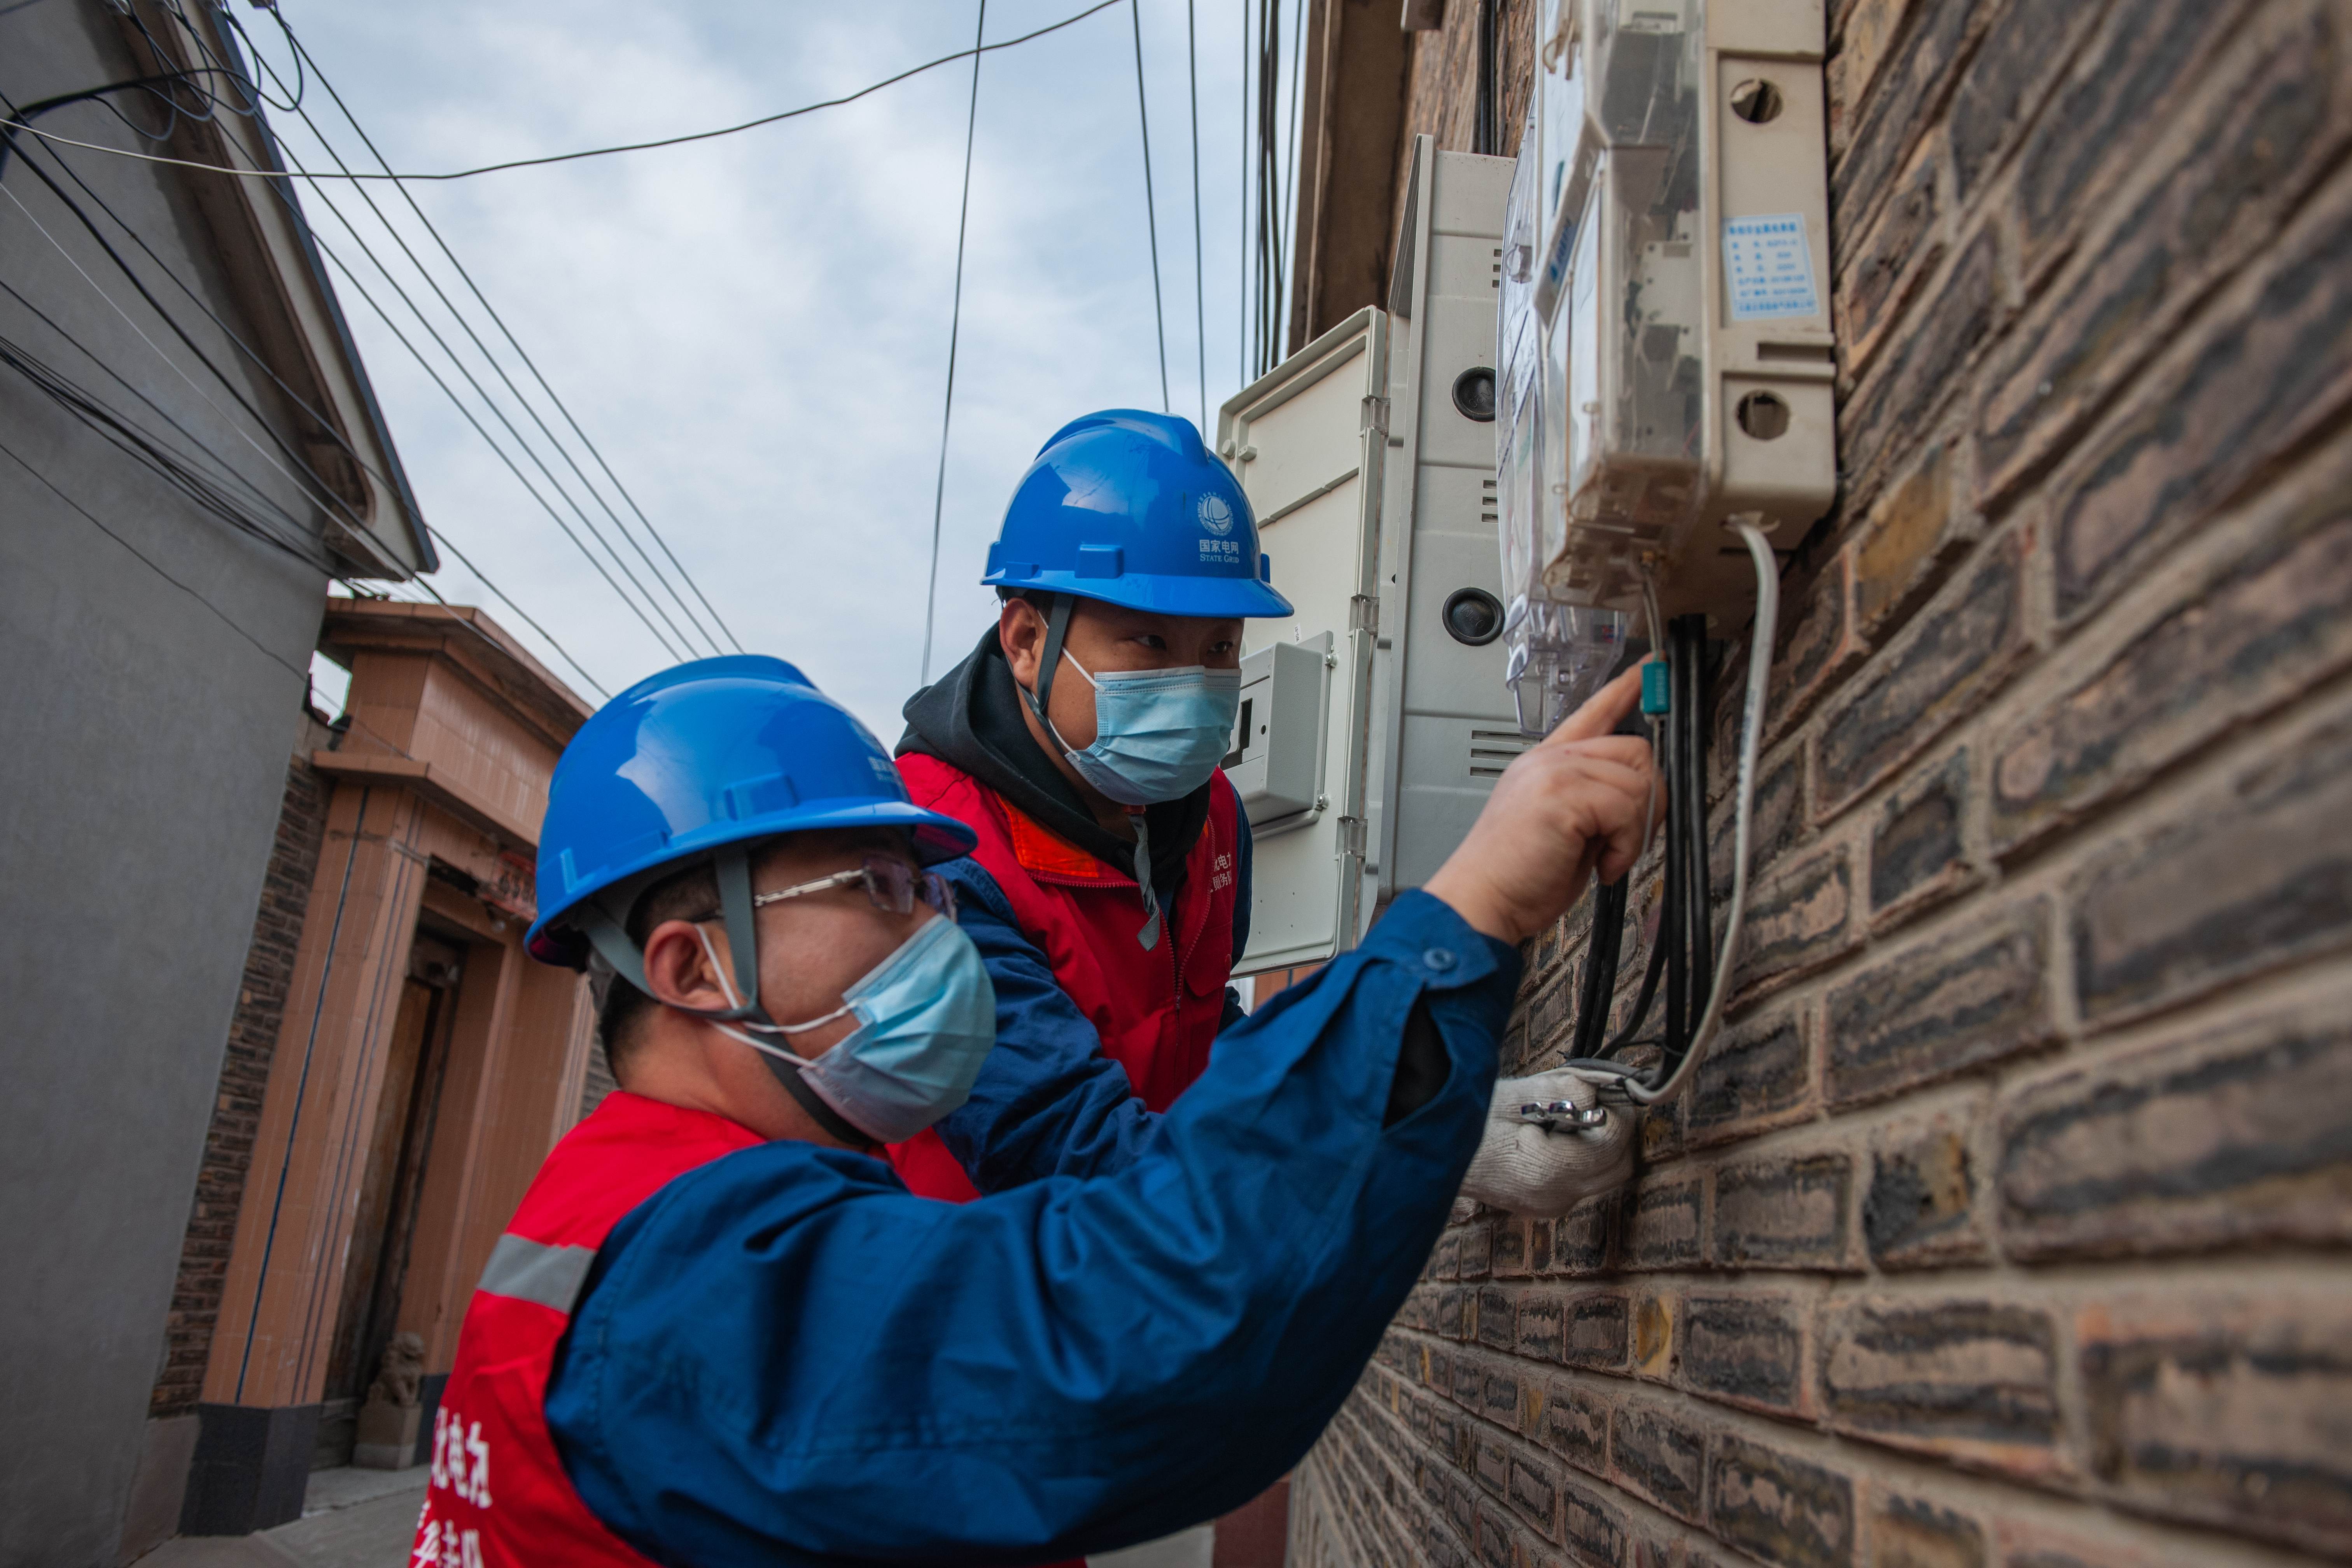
left=410, top=1092, right=761, bottom=1568
left=889, top=753, right=1241, bottom=1204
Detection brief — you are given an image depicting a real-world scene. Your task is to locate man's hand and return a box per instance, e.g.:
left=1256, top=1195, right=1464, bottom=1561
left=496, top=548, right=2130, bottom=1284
left=1423, top=663, right=1659, bottom=945
left=1459, top=1067, right=1636, bottom=1215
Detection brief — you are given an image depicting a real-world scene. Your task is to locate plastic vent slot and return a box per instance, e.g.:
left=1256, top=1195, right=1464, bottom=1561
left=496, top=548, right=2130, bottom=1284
left=1468, top=728, right=1534, bottom=779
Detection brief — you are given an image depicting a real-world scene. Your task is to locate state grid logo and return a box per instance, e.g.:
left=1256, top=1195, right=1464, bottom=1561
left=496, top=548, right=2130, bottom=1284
left=1197, top=493, right=1235, bottom=537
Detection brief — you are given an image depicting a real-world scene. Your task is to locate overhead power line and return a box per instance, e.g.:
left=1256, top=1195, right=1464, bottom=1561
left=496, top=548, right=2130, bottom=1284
left=1130, top=0, right=1171, bottom=415
left=0, top=78, right=609, bottom=695
left=168, top=14, right=723, bottom=662
left=920, top=0, right=989, bottom=690
left=94, top=12, right=723, bottom=668
left=1186, top=0, right=1206, bottom=430
left=261, top=21, right=742, bottom=654
left=0, top=0, right=1127, bottom=183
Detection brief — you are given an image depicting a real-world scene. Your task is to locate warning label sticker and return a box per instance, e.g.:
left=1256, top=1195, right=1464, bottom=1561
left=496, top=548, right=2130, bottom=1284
left=1723, top=214, right=1820, bottom=322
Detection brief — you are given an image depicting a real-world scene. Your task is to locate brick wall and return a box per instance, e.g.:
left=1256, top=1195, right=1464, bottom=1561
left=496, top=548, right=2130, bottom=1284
left=1287, top=1, right=2352, bottom=1564
left=149, top=749, right=330, bottom=1418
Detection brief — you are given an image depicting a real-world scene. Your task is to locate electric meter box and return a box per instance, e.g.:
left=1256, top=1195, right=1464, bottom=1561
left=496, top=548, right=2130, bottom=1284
left=1219, top=146, right=1526, bottom=971
left=1505, top=0, right=1836, bottom=635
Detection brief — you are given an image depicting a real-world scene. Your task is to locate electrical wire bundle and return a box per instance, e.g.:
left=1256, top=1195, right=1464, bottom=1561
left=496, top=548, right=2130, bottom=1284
left=1541, top=525, right=1780, bottom=1111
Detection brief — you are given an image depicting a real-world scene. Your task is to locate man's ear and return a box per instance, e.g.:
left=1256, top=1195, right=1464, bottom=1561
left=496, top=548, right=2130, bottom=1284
left=998, top=596, right=1045, bottom=688
left=639, top=920, right=736, bottom=1012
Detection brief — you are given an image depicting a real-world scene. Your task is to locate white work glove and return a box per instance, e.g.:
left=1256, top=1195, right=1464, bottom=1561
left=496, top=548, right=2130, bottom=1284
left=1458, top=1067, right=1636, bottom=1215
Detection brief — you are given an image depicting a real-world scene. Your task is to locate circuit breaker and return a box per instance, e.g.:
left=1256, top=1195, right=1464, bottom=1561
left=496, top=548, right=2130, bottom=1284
left=1218, top=310, right=1388, bottom=973
left=1500, top=0, right=1836, bottom=731
left=1223, top=636, right=1331, bottom=824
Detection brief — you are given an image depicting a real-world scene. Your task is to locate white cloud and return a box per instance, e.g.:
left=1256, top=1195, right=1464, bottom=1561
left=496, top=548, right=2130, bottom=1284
left=250, top=0, right=1280, bottom=738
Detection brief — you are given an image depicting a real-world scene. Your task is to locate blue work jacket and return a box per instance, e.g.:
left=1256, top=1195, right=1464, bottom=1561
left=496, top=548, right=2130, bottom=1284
left=544, top=890, right=1517, bottom=1565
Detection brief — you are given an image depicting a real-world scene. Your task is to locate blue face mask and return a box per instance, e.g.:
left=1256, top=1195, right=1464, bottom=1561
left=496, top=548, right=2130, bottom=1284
left=697, top=915, right=996, bottom=1145
left=1044, top=648, right=1243, bottom=807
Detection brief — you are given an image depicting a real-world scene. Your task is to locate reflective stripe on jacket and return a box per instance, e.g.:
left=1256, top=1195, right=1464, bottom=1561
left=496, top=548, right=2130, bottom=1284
left=410, top=1092, right=762, bottom=1567
left=888, top=753, right=1241, bottom=1202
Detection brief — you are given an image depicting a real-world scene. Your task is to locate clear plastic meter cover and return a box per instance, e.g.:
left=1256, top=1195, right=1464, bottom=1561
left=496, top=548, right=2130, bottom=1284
left=1497, top=0, right=1636, bottom=735
left=1553, top=0, right=1705, bottom=607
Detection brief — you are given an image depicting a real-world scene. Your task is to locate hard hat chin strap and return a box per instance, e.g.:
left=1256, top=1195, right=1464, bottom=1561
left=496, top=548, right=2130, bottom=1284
left=570, top=844, right=872, bottom=1147
left=1018, top=592, right=1077, bottom=732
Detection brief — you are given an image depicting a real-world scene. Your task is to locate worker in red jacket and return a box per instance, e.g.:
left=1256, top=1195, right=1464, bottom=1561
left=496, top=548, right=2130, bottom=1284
left=888, top=410, right=1633, bottom=1564
left=887, top=410, right=1271, bottom=1208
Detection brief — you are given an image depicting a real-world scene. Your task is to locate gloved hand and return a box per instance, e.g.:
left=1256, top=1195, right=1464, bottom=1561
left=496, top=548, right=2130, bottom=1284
left=1458, top=1066, right=1635, bottom=1215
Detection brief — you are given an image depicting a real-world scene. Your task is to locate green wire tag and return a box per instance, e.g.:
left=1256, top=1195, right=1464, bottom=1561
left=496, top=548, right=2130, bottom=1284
left=1641, top=660, right=1671, bottom=715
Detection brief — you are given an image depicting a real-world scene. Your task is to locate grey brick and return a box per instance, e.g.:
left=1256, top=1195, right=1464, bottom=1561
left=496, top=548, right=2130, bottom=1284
left=1997, top=999, right=2352, bottom=1259
left=1608, top=1397, right=1706, bottom=1524
left=1826, top=901, right=2053, bottom=1109
left=2070, top=709, right=2352, bottom=1022
left=1710, top=1435, right=1855, bottom=1568
left=2044, top=171, right=2352, bottom=624
left=1714, top=1151, right=1854, bottom=1270
left=1684, top=1293, right=1807, bottom=1417
left=1815, top=534, right=2026, bottom=816
left=1820, top=1300, right=2061, bottom=1471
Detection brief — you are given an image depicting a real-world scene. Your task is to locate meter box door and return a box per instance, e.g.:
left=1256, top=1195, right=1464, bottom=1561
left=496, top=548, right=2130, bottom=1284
left=1216, top=308, right=1389, bottom=975
left=1368, top=137, right=1526, bottom=903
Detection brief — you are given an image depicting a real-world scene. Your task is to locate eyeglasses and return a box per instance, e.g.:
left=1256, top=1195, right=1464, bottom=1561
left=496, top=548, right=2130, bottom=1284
left=752, top=854, right=956, bottom=921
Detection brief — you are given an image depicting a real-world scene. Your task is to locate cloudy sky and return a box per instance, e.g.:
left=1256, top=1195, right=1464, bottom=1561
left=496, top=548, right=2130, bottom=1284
left=254, top=0, right=1301, bottom=737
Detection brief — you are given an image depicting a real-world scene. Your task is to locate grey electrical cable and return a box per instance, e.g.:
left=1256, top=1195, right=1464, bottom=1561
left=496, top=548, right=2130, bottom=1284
left=1130, top=0, right=1172, bottom=413
left=920, top=0, right=988, bottom=690
left=0, top=0, right=1128, bottom=182
left=1622, top=522, right=1779, bottom=1106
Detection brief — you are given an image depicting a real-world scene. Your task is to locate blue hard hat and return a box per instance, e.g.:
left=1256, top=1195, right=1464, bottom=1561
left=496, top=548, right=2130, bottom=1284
left=982, top=410, right=1294, bottom=618
left=526, top=654, right=976, bottom=969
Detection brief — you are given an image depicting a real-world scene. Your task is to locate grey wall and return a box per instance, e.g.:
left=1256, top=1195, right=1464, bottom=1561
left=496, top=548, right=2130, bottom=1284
left=1, top=9, right=341, bottom=1563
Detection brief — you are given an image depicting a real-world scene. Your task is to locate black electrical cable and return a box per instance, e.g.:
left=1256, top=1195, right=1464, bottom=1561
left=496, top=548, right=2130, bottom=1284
left=1130, top=0, right=1172, bottom=413
left=249, top=125, right=698, bottom=660
left=1279, top=0, right=1302, bottom=352
left=0, top=140, right=397, bottom=570
left=2, top=103, right=609, bottom=689
left=1236, top=0, right=1248, bottom=389
left=1568, top=877, right=1628, bottom=1061
left=1250, top=0, right=1284, bottom=376
left=0, top=275, right=334, bottom=552
left=4, top=0, right=1130, bottom=183
left=1602, top=918, right=1666, bottom=1059
left=1556, top=620, right=1718, bottom=1093
left=1185, top=0, right=1207, bottom=429
left=6, top=93, right=667, bottom=677
left=226, top=18, right=736, bottom=657
left=1474, top=0, right=1498, bottom=156
left=920, top=0, right=987, bottom=689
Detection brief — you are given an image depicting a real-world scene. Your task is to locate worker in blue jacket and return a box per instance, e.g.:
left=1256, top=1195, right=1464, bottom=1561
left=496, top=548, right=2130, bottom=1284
left=413, top=652, right=1655, bottom=1568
